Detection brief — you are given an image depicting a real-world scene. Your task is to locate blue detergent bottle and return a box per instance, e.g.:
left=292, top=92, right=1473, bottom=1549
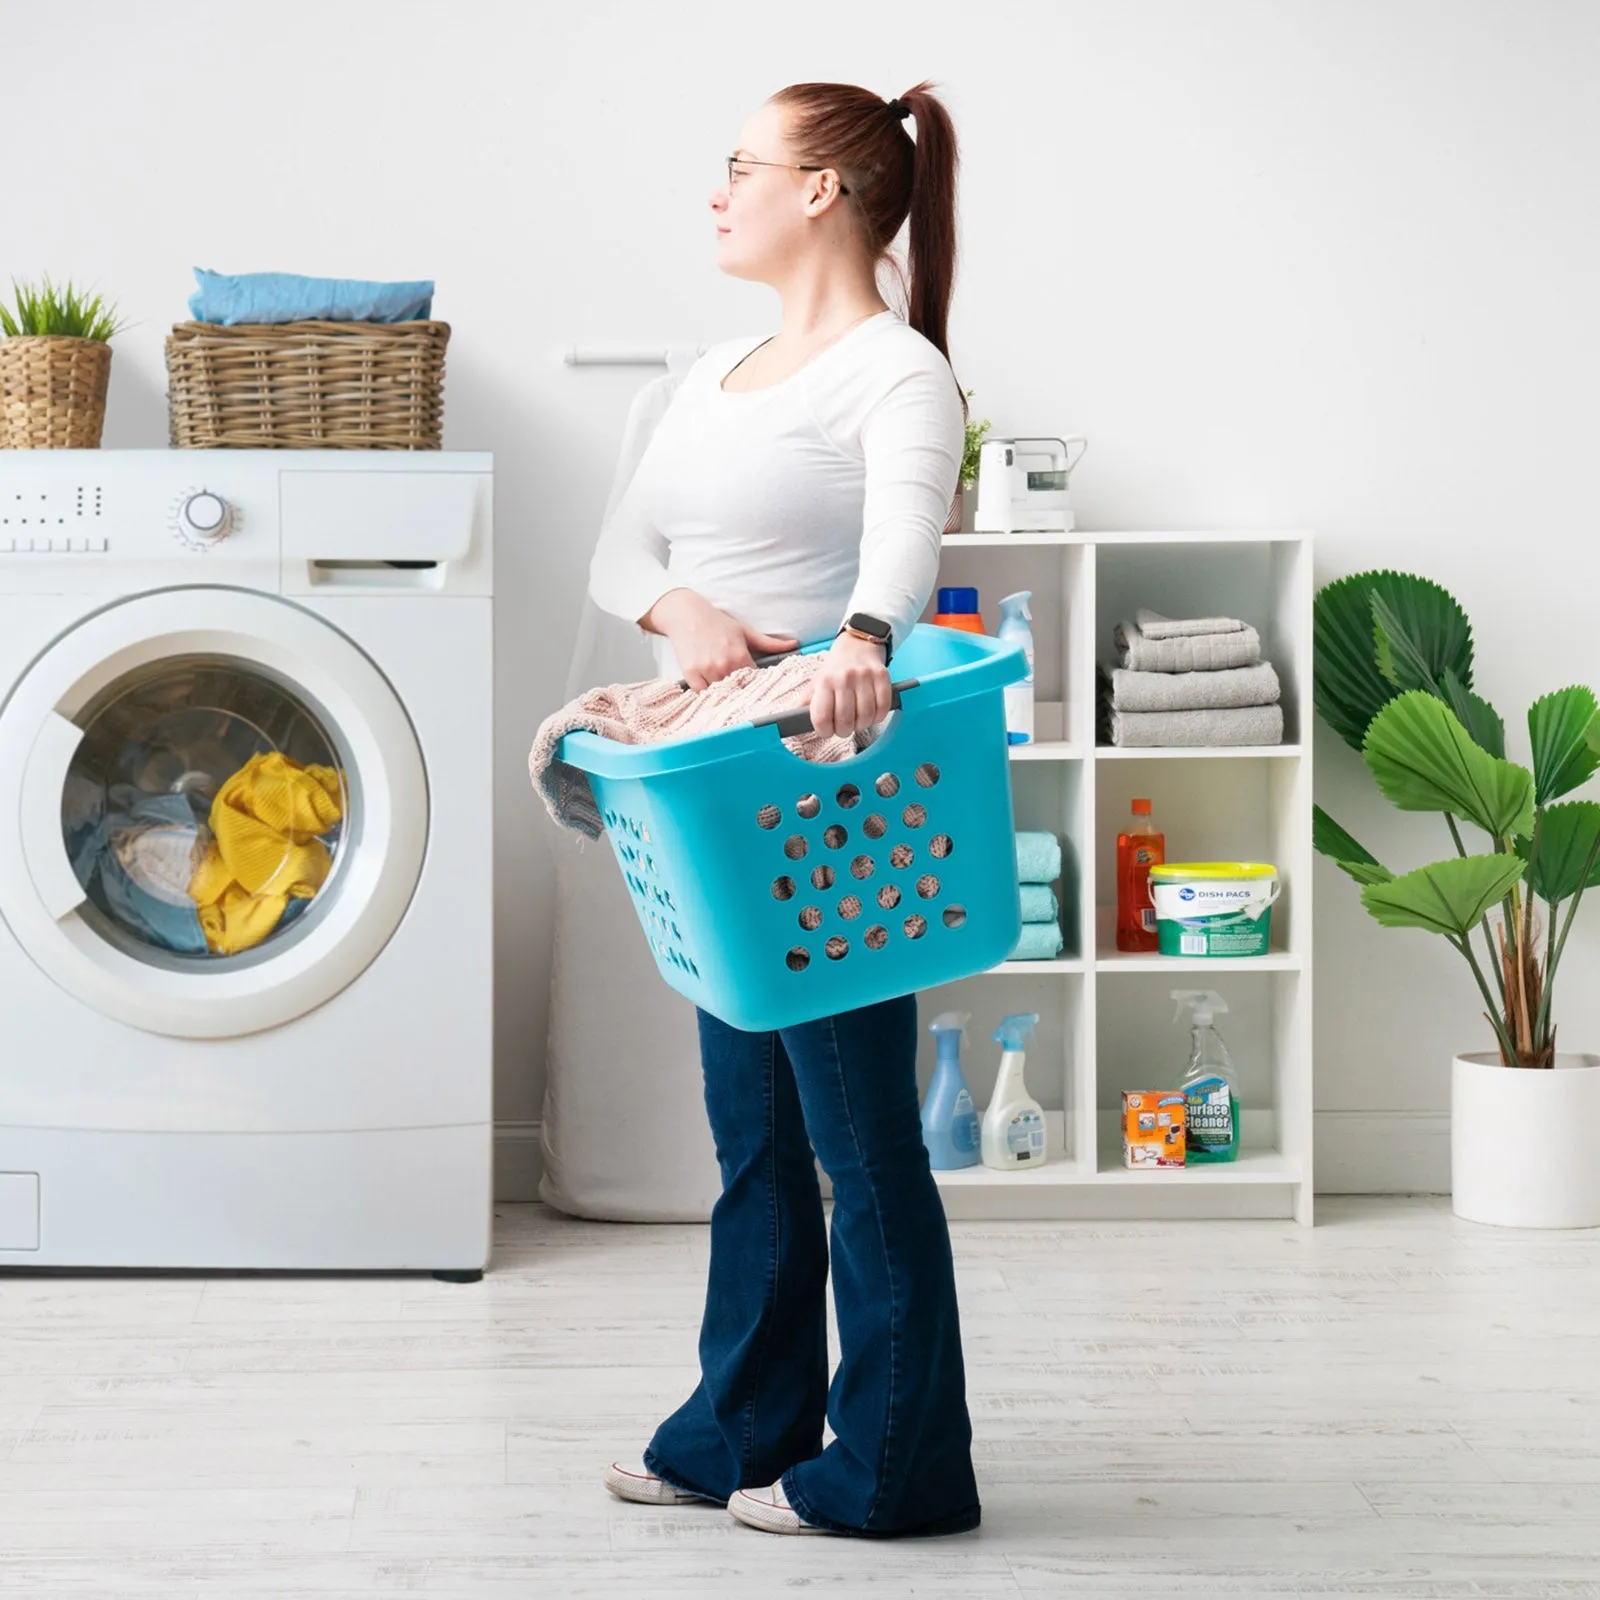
left=922, top=1011, right=982, bottom=1169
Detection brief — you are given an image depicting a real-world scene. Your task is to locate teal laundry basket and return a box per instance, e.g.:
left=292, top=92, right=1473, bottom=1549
left=557, top=625, right=1027, bottom=1032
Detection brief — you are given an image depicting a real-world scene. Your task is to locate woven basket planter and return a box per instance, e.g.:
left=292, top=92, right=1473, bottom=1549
left=166, top=319, right=450, bottom=450
left=0, top=336, right=113, bottom=448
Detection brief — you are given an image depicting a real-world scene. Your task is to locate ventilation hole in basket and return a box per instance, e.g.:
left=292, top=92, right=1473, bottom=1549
left=875, top=773, right=901, bottom=798
left=930, top=834, right=954, bottom=859
left=890, top=844, right=914, bottom=869
left=825, top=935, right=849, bottom=960
left=786, top=947, right=811, bottom=972
left=757, top=804, right=781, bottom=830
left=917, top=874, right=940, bottom=899
left=915, top=763, right=940, bottom=788
left=862, top=812, right=888, bottom=840
left=903, top=914, right=928, bottom=940
left=836, top=783, right=861, bottom=809
left=850, top=854, right=875, bottom=880
left=811, top=864, right=835, bottom=890
left=864, top=924, right=889, bottom=950
left=798, top=906, right=824, bottom=931
left=796, top=793, right=822, bottom=819
left=784, top=835, right=808, bottom=860
left=943, top=905, right=967, bottom=929
left=823, top=824, right=848, bottom=849
left=877, top=884, right=902, bottom=910
left=902, top=803, right=927, bottom=829
left=771, top=876, right=797, bottom=901
left=838, top=895, right=862, bottom=920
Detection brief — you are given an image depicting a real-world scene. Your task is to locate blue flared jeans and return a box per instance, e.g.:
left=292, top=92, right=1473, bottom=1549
left=643, top=992, right=981, bottom=1537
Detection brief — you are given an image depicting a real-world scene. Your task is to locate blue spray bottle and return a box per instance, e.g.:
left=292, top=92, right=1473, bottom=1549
left=997, top=591, right=1035, bottom=744
left=922, top=1011, right=982, bottom=1169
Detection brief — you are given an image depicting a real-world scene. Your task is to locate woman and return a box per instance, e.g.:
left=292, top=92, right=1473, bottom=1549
left=590, top=80, right=978, bottom=1539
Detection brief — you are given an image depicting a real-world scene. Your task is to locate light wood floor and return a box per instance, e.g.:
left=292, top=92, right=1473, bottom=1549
left=2, top=1196, right=1598, bottom=1595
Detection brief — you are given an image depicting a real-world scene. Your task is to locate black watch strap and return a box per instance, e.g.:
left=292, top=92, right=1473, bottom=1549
left=840, top=611, right=893, bottom=663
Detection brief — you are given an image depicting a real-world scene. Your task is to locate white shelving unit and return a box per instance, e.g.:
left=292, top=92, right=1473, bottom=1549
left=917, top=528, right=1314, bottom=1224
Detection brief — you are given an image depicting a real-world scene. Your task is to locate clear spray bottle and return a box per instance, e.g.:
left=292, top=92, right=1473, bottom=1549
left=997, top=591, right=1035, bottom=745
left=1172, top=990, right=1240, bottom=1164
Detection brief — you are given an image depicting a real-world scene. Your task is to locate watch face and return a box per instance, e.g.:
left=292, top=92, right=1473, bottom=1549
left=850, top=613, right=890, bottom=639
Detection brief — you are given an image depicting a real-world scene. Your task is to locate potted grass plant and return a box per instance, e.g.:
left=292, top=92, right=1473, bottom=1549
left=0, top=276, right=126, bottom=449
left=1315, top=570, right=1600, bottom=1227
left=945, top=390, right=991, bottom=533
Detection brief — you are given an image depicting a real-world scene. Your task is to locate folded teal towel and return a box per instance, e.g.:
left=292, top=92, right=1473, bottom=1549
left=1019, top=884, right=1059, bottom=923
left=188, top=268, right=435, bottom=326
left=1015, top=831, right=1061, bottom=885
left=1010, top=921, right=1065, bottom=961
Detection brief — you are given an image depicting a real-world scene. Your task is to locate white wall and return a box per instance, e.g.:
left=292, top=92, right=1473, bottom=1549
left=11, top=0, right=1597, bottom=1194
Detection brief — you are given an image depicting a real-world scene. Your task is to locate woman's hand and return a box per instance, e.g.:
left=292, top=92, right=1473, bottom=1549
left=644, top=588, right=799, bottom=691
left=802, top=631, right=893, bottom=740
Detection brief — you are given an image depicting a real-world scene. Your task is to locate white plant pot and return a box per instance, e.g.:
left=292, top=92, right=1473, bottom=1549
left=1452, top=1051, right=1600, bottom=1228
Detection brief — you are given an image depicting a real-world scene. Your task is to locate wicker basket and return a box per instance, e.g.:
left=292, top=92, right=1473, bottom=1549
left=165, top=319, right=450, bottom=450
left=0, top=336, right=113, bottom=448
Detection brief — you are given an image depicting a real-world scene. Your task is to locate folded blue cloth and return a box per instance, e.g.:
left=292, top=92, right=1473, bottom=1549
left=1019, top=884, right=1059, bottom=923
left=1010, top=921, right=1065, bottom=961
left=188, top=269, right=435, bottom=326
left=1015, top=831, right=1062, bottom=885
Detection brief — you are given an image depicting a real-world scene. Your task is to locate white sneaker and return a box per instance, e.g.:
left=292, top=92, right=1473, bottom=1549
left=728, top=1478, right=830, bottom=1535
left=603, top=1460, right=715, bottom=1506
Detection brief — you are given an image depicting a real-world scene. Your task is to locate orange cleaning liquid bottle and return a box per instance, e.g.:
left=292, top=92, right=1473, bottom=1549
left=1116, top=798, right=1165, bottom=953
left=932, top=586, right=987, bottom=635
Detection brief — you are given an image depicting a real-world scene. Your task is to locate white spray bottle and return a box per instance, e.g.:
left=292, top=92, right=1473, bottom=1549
left=997, top=591, right=1035, bottom=745
left=981, top=1012, right=1047, bottom=1169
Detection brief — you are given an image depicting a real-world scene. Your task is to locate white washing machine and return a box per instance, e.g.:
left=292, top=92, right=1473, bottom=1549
left=0, top=451, right=493, bottom=1278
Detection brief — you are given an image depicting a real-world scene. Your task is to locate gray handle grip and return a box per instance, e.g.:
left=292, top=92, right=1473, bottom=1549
left=753, top=678, right=921, bottom=740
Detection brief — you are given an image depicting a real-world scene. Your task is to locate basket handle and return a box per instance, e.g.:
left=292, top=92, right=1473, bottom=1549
left=751, top=677, right=922, bottom=740
left=674, top=652, right=793, bottom=691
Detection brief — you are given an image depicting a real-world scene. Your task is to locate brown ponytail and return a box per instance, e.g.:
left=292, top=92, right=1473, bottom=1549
left=770, top=79, right=965, bottom=416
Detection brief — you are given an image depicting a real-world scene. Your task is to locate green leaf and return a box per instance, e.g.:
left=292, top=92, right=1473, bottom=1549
left=1314, top=571, right=1474, bottom=753
left=1517, top=801, right=1600, bottom=903
left=1312, top=803, right=1394, bottom=886
left=1368, top=577, right=1474, bottom=692
left=1528, top=687, right=1600, bottom=806
left=1363, top=690, right=1535, bottom=840
left=1360, top=854, right=1527, bottom=937
left=1439, top=667, right=1505, bottom=760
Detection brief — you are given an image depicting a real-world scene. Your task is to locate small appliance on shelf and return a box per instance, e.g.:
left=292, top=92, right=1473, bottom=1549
left=973, top=436, right=1088, bottom=534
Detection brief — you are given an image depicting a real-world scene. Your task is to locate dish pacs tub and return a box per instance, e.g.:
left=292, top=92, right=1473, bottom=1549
left=1149, top=862, right=1280, bottom=958
left=557, top=625, right=1029, bottom=1030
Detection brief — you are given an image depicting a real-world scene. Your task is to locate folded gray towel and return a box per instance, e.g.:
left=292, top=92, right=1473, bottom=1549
left=1114, top=617, right=1262, bottom=673
left=1134, top=607, right=1246, bottom=640
left=1100, top=661, right=1281, bottom=713
left=1104, top=703, right=1285, bottom=748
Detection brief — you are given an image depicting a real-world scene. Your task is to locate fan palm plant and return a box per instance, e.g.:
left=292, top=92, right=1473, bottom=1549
left=1314, top=571, right=1600, bottom=1068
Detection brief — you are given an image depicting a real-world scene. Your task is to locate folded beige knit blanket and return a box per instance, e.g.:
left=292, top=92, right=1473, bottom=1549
left=530, top=653, right=859, bottom=839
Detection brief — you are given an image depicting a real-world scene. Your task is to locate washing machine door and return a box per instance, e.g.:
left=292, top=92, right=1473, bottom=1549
left=0, top=588, right=427, bottom=1038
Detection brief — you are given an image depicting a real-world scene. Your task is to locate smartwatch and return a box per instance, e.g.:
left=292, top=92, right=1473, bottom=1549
left=838, top=611, right=893, bottom=663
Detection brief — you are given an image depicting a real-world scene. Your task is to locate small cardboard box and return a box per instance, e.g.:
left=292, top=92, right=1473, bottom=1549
left=1122, top=1090, right=1187, bottom=1168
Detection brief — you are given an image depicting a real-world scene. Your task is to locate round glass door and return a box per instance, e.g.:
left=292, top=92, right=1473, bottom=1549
left=62, top=654, right=357, bottom=969
left=0, top=586, right=428, bottom=1038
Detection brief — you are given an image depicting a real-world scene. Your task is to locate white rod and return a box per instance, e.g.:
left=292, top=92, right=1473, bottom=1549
left=561, top=344, right=708, bottom=367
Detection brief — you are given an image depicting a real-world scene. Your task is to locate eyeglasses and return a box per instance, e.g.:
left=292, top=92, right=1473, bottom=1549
left=726, top=155, right=849, bottom=196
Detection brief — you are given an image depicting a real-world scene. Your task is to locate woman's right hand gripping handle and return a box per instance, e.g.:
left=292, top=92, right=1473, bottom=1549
left=644, top=588, right=799, bottom=691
